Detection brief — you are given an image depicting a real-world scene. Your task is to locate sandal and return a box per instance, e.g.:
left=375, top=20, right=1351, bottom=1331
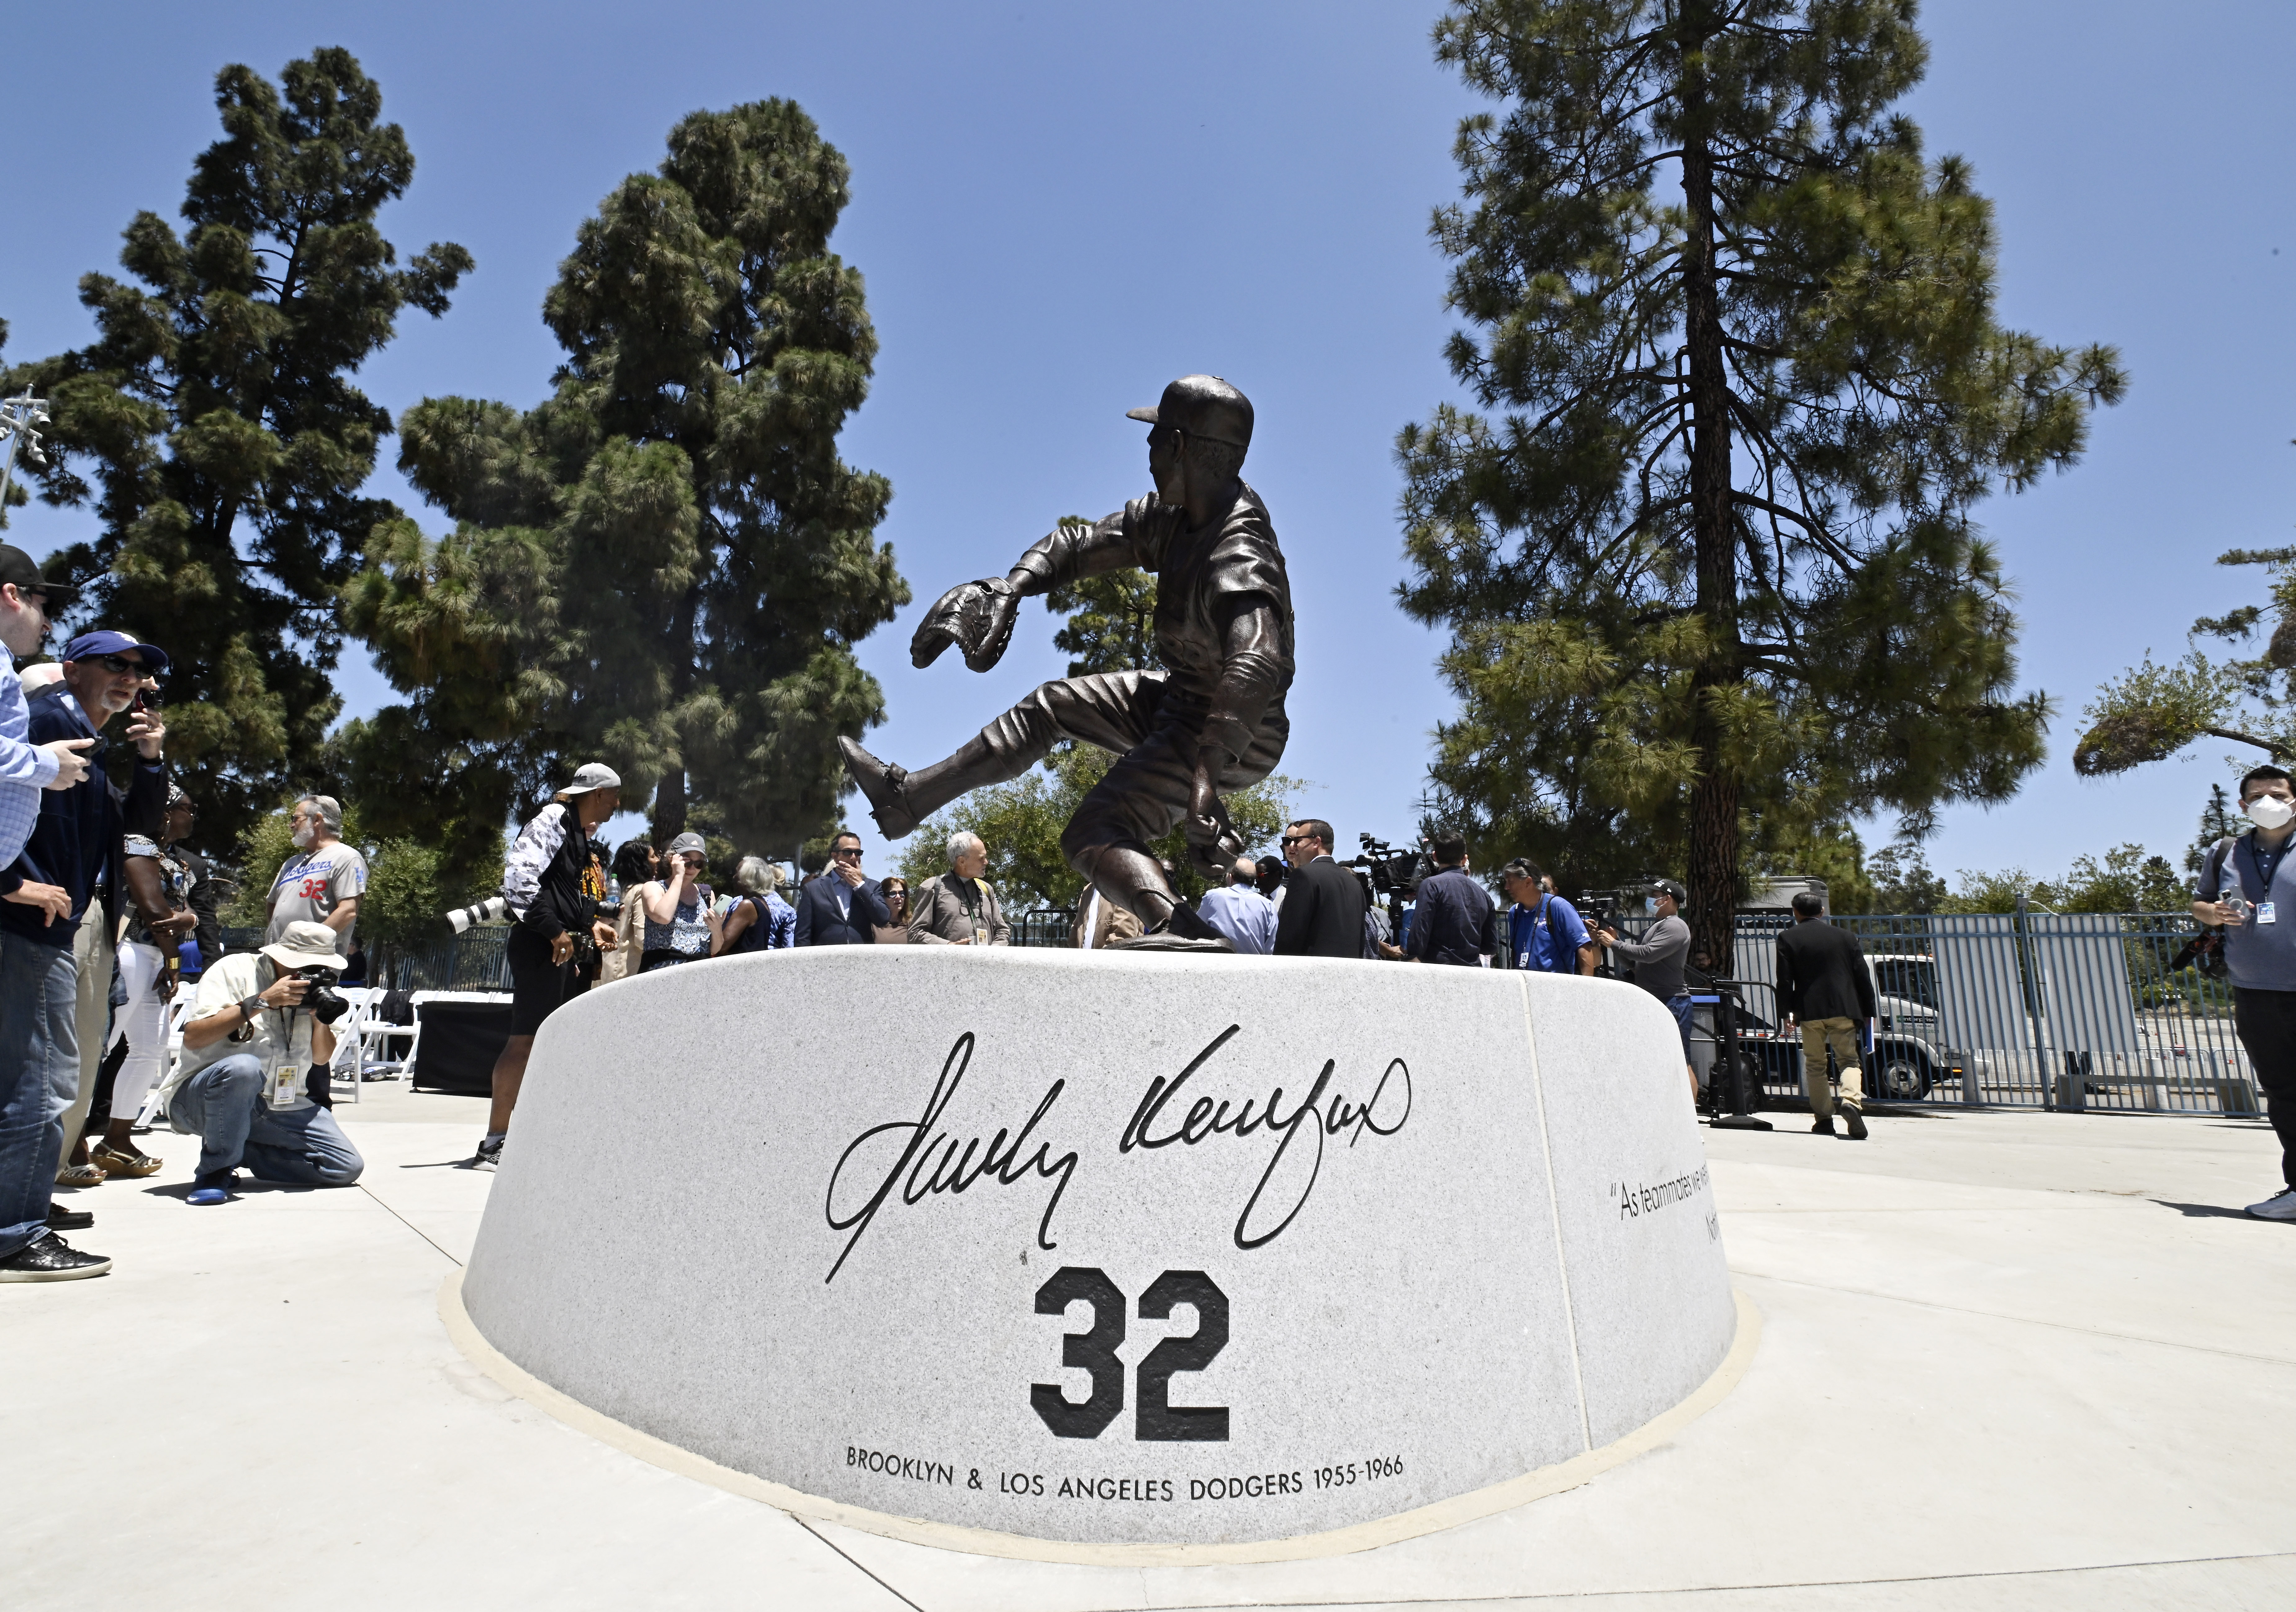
left=90, top=1143, right=162, bottom=1179
left=54, top=1162, right=106, bottom=1188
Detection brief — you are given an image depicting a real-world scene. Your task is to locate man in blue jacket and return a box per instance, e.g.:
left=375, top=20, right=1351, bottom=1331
left=0, top=628, right=169, bottom=1281
left=795, top=830, right=890, bottom=945
left=1405, top=836, right=1495, bottom=966
left=0, top=556, right=108, bottom=1281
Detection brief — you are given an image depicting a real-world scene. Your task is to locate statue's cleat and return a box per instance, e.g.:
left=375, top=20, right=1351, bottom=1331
left=1111, top=901, right=1235, bottom=952
left=839, top=737, right=921, bottom=839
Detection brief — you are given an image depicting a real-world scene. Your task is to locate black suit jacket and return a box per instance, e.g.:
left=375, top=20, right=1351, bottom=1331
left=794, top=871, right=890, bottom=946
left=1273, top=856, right=1367, bottom=959
left=1774, top=918, right=1876, bottom=1022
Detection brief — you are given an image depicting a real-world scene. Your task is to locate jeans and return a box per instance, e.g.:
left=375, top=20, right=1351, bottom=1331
left=1665, top=993, right=1695, bottom=1060
left=2231, top=987, right=2296, bottom=1189
left=168, top=1054, right=365, bottom=1185
left=0, top=931, right=78, bottom=1257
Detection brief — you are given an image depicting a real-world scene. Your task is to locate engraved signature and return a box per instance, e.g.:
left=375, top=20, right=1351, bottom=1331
left=1119, top=1024, right=1412, bottom=1249
left=823, top=1032, right=1078, bottom=1283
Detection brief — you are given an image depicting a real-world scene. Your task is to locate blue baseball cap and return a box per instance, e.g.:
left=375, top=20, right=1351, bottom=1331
left=62, top=629, right=169, bottom=675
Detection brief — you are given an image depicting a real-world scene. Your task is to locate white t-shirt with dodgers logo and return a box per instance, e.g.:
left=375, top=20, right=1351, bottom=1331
left=263, top=842, right=369, bottom=955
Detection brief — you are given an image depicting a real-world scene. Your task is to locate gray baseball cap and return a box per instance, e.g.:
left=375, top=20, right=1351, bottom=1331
left=666, top=831, right=706, bottom=857
left=563, top=762, right=621, bottom=795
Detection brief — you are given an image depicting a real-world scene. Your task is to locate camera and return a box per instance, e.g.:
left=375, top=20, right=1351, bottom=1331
left=291, top=965, right=351, bottom=1025
left=1346, top=834, right=1433, bottom=898
left=445, top=895, right=511, bottom=934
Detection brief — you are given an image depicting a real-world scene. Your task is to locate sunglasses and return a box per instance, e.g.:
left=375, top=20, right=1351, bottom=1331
left=832, top=846, right=863, bottom=859
left=1280, top=834, right=1317, bottom=847
left=89, top=653, right=152, bottom=676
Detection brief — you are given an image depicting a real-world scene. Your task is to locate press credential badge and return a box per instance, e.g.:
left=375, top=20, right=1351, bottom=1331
left=265, top=1056, right=302, bottom=1110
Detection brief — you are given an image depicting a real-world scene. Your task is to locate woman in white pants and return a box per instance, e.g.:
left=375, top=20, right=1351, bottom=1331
left=92, top=789, right=199, bottom=1177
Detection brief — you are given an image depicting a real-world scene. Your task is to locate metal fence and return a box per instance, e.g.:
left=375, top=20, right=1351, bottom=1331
left=390, top=930, right=512, bottom=992
left=1014, top=908, right=1076, bottom=949
left=1714, top=912, right=2258, bottom=1117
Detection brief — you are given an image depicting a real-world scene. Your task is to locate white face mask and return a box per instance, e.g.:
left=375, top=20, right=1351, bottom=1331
left=2247, top=795, right=2295, bottom=831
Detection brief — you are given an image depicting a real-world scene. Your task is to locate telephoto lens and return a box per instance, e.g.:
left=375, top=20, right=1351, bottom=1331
left=446, top=895, right=511, bottom=934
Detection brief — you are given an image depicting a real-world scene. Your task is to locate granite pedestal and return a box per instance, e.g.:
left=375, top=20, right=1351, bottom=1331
left=457, top=949, right=1738, bottom=1553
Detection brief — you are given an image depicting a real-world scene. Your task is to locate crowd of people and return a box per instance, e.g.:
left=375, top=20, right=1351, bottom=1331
left=15, top=505, right=2292, bottom=1281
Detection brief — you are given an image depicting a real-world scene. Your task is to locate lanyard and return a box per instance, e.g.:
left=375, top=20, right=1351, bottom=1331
left=2247, top=833, right=2289, bottom=893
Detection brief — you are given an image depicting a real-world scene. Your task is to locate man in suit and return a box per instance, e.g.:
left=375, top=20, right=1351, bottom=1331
left=794, top=830, right=891, bottom=946
left=1775, top=889, right=1878, bottom=1139
left=1273, top=819, right=1366, bottom=959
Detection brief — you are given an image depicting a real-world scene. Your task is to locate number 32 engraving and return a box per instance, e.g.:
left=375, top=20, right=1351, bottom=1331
left=1030, top=1267, right=1229, bottom=1442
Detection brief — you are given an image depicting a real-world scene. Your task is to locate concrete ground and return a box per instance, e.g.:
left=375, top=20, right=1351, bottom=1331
left=4, top=1085, right=2292, bottom=1610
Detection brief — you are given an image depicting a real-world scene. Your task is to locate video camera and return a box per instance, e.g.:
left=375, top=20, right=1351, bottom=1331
left=1346, top=834, right=1434, bottom=898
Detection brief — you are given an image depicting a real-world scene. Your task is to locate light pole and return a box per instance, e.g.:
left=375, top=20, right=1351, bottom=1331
left=0, top=389, right=52, bottom=515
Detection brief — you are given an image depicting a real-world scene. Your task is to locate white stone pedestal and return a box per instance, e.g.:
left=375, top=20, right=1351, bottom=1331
left=457, top=949, right=1740, bottom=1556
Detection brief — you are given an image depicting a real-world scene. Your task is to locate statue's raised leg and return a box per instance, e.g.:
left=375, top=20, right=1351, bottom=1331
left=840, top=670, right=1165, bottom=840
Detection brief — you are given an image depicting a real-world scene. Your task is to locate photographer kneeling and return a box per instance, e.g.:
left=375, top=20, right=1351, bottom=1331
left=153, top=921, right=362, bottom=1206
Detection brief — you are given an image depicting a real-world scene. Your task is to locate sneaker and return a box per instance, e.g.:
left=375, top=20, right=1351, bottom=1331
left=472, top=1136, right=503, bottom=1173
left=2246, top=1186, right=2296, bottom=1221
left=45, top=1204, right=93, bottom=1232
left=0, top=1232, right=113, bottom=1281
left=1811, top=1115, right=1836, bottom=1136
left=187, top=1171, right=237, bottom=1207
left=1842, top=1105, right=1868, bottom=1141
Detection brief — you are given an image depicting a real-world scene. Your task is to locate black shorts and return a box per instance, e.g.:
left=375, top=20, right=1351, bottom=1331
left=506, top=925, right=578, bottom=1037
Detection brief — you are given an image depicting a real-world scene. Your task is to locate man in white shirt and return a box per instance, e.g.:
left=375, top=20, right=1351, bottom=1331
left=156, top=920, right=362, bottom=1205
left=1196, top=856, right=1278, bottom=954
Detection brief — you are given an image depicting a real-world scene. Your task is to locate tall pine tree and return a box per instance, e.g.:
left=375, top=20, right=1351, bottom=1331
left=2, top=48, right=469, bottom=845
left=1400, top=0, right=2123, bottom=960
left=344, top=99, right=904, bottom=865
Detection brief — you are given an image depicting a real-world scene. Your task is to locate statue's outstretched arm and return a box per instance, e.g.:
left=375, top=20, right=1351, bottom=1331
left=909, top=510, right=1134, bottom=673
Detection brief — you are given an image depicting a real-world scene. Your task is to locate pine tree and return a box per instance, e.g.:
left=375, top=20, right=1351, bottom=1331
left=2074, top=485, right=2296, bottom=778
left=2186, top=783, right=2242, bottom=876
left=343, top=99, right=904, bottom=864
left=1400, top=1, right=2123, bottom=961
left=1043, top=523, right=1160, bottom=677
left=2, top=49, right=469, bottom=846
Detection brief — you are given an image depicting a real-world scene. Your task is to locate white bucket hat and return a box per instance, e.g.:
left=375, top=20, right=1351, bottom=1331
left=260, top=920, right=345, bottom=973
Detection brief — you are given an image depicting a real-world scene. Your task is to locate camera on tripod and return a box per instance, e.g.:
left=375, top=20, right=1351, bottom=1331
left=445, top=895, right=511, bottom=935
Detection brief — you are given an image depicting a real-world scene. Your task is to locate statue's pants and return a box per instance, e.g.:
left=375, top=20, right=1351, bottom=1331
left=966, top=670, right=1288, bottom=907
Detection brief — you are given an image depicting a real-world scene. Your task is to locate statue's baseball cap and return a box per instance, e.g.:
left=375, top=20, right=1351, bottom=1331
left=1126, top=374, right=1253, bottom=452
left=63, top=628, right=169, bottom=674
left=0, top=545, right=79, bottom=606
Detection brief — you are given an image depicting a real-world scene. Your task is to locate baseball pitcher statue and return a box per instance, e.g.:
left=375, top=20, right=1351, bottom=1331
left=840, top=375, right=1293, bottom=951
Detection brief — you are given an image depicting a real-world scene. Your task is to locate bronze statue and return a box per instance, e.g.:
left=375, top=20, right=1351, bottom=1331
left=840, top=376, right=1293, bottom=949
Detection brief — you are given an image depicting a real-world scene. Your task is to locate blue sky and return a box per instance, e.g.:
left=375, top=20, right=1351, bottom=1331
left=3, top=1, right=2289, bottom=893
